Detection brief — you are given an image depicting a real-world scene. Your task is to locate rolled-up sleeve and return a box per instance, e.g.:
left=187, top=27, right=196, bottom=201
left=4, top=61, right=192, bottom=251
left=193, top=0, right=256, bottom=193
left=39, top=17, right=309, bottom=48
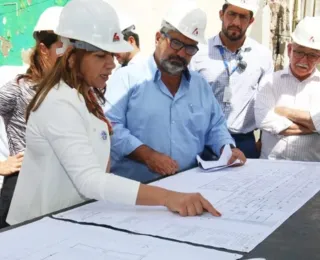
left=104, top=69, right=143, bottom=158
left=255, top=75, right=292, bottom=134
left=42, top=97, right=140, bottom=205
left=205, top=88, right=235, bottom=156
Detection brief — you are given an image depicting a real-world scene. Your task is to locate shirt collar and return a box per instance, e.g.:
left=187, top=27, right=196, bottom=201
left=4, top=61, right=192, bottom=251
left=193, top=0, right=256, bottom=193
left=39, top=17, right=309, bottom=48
left=128, top=52, right=142, bottom=65
left=148, top=54, right=191, bottom=83
left=280, top=66, right=320, bottom=80
left=212, top=34, right=251, bottom=52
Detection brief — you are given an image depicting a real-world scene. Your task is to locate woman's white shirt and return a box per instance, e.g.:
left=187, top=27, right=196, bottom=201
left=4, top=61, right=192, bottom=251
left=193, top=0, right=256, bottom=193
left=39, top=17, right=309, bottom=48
left=7, top=82, right=140, bottom=225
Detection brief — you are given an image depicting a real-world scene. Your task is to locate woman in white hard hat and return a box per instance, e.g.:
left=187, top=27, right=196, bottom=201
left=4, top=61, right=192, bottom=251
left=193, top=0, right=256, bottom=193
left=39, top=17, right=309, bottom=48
left=0, top=6, right=62, bottom=228
left=6, top=0, right=221, bottom=225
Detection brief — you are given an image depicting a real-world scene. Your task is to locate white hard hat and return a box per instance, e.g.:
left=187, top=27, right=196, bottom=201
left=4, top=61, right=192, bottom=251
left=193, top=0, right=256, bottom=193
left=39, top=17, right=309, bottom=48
left=291, top=16, right=320, bottom=51
left=119, top=13, right=136, bottom=33
left=33, top=6, right=63, bottom=37
left=161, top=0, right=207, bottom=44
left=55, top=0, right=133, bottom=54
left=225, top=0, right=259, bottom=14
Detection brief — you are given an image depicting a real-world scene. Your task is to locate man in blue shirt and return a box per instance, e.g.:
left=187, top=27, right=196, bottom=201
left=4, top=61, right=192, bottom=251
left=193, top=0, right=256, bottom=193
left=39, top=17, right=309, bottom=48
left=105, top=2, right=246, bottom=182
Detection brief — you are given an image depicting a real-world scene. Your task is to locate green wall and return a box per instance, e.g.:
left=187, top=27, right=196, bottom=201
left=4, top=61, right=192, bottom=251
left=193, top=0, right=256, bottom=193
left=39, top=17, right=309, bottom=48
left=0, top=0, right=69, bottom=66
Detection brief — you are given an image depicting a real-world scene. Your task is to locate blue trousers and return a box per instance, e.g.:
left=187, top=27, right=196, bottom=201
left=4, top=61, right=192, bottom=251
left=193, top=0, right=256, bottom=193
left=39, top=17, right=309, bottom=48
left=231, top=132, right=260, bottom=159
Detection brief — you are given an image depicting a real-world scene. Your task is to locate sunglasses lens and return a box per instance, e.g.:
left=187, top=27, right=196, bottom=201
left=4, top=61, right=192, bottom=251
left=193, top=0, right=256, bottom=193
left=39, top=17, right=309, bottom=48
left=186, top=46, right=198, bottom=56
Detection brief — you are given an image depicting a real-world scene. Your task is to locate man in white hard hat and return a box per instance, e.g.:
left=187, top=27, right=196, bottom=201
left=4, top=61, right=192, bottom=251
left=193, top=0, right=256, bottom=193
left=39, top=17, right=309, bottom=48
left=190, top=0, right=273, bottom=159
left=255, top=16, right=320, bottom=161
left=114, top=14, right=141, bottom=67
left=105, top=1, right=246, bottom=182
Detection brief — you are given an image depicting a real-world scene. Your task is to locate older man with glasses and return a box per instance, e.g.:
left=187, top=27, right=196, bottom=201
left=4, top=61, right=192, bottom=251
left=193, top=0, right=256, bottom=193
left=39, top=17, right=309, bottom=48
left=255, top=16, right=320, bottom=162
left=104, top=1, right=246, bottom=182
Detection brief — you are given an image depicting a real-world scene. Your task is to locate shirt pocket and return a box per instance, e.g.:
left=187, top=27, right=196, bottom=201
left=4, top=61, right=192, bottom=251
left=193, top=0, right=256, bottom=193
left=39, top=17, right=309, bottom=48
left=186, top=105, right=207, bottom=135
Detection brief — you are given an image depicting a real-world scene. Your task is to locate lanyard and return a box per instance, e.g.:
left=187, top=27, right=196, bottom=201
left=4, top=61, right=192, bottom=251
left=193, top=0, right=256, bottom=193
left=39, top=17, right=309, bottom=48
left=218, top=46, right=238, bottom=77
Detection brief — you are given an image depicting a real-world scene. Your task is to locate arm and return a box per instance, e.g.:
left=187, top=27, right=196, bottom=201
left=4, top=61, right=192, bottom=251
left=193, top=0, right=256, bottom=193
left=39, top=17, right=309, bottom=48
left=105, top=69, right=178, bottom=174
left=0, top=153, right=24, bottom=176
left=137, top=184, right=221, bottom=217
left=279, top=122, right=313, bottom=136
left=127, top=144, right=155, bottom=164
left=205, top=91, right=235, bottom=156
left=275, top=107, right=316, bottom=131
left=42, top=97, right=140, bottom=205
left=0, top=79, right=19, bottom=117
left=42, top=95, right=219, bottom=216
left=255, top=75, right=293, bottom=135
left=104, top=70, right=144, bottom=160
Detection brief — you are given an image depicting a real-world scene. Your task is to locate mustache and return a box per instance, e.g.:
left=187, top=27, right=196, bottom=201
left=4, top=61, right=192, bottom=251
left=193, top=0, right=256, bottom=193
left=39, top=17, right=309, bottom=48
left=227, top=25, right=242, bottom=31
left=168, top=55, right=187, bottom=66
left=296, top=63, right=309, bottom=69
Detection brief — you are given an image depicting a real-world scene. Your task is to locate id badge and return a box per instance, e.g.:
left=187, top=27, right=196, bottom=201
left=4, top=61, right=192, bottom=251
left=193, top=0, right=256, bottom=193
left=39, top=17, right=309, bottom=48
left=223, top=86, right=232, bottom=103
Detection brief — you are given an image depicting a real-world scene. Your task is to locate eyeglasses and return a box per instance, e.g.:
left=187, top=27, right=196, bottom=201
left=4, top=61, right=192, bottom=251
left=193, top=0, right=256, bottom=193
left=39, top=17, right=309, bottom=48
left=162, top=33, right=199, bottom=56
left=292, top=50, right=320, bottom=62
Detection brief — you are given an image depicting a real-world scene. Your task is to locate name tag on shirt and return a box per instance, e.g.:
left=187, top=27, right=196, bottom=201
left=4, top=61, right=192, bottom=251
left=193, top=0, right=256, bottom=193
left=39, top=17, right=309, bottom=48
left=223, top=87, right=232, bottom=103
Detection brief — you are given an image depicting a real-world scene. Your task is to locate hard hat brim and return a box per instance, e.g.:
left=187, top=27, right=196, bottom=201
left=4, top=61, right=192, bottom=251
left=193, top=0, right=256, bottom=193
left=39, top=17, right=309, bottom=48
left=292, top=34, right=320, bottom=51
left=96, top=41, right=134, bottom=53
left=225, top=1, right=258, bottom=14
left=182, top=31, right=207, bottom=44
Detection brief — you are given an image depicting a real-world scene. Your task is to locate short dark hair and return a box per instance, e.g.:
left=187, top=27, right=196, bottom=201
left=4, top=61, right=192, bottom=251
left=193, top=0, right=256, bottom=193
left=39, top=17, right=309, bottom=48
left=123, top=31, right=140, bottom=48
left=222, top=3, right=253, bottom=19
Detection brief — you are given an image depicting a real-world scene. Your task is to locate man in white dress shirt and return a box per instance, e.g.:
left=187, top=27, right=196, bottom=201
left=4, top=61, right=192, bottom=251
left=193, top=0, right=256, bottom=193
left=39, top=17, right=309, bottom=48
left=190, top=0, right=273, bottom=159
left=255, top=16, right=320, bottom=161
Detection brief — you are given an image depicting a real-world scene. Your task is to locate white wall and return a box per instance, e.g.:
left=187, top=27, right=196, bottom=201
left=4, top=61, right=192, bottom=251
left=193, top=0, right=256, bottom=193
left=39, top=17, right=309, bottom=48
left=108, top=0, right=270, bottom=56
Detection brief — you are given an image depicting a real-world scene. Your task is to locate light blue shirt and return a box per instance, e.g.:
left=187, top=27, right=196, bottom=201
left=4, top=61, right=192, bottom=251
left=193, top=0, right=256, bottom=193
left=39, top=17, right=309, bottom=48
left=190, top=35, right=274, bottom=134
left=105, top=56, right=235, bottom=182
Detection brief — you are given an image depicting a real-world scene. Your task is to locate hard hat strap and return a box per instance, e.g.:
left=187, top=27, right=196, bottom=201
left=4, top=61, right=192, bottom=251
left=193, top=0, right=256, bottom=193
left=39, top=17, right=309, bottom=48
left=56, top=37, right=71, bottom=56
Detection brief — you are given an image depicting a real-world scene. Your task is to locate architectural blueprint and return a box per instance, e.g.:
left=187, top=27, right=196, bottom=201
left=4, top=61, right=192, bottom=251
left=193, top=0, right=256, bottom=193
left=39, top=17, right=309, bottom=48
left=0, top=217, right=242, bottom=260
left=54, top=159, right=320, bottom=252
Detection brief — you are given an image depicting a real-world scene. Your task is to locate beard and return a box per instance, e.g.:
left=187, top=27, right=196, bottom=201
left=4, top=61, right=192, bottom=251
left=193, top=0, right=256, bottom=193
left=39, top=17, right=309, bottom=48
left=117, top=52, right=131, bottom=67
left=159, top=55, right=188, bottom=76
left=222, top=23, right=246, bottom=41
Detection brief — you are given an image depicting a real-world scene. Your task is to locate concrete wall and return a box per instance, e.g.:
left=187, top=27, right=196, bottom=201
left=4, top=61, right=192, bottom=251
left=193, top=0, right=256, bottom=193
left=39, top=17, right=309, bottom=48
left=0, top=0, right=69, bottom=66
left=0, top=0, right=270, bottom=65
left=112, top=0, right=270, bottom=56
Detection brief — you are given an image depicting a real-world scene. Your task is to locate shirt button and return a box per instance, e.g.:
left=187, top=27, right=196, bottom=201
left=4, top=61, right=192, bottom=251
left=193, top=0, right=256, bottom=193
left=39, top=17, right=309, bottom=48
left=172, top=121, right=175, bottom=124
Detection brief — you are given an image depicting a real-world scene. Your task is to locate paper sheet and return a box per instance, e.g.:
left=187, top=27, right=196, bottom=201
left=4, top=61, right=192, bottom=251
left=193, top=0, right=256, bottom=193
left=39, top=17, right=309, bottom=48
left=0, top=217, right=242, bottom=260
left=54, top=159, right=320, bottom=252
left=197, top=145, right=240, bottom=171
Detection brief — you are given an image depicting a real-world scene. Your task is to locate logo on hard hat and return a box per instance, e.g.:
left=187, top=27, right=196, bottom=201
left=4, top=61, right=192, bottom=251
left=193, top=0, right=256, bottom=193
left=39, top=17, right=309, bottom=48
left=192, top=28, right=199, bottom=36
left=113, top=33, right=120, bottom=42
left=241, top=0, right=247, bottom=3
left=309, top=36, right=315, bottom=43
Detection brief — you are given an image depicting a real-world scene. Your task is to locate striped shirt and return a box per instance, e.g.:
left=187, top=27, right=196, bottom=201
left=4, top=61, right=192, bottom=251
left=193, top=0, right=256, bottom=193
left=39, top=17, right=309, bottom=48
left=0, top=66, right=27, bottom=190
left=0, top=77, right=35, bottom=156
left=190, top=35, right=274, bottom=134
left=255, top=67, right=320, bottom=161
